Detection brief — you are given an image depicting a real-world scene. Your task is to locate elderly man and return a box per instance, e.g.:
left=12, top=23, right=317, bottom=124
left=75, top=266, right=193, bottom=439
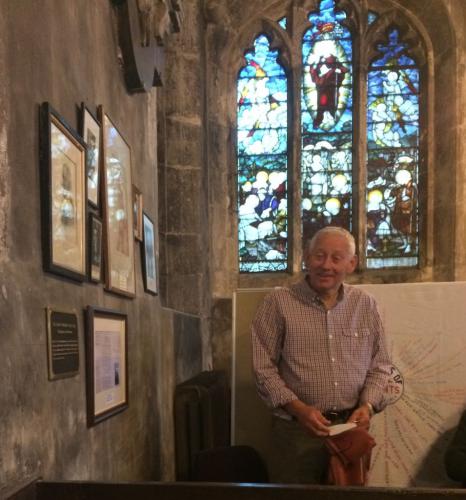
left=251, top=226, right=391, bottom=484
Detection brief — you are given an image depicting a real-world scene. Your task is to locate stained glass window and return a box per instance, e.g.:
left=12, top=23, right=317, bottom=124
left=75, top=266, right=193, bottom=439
left=301, top=0, right=353, bottom=244
left=366, top=29, right=419, bottom=268
left=237, top=35, right=288, bottom=272
left=236, top=1, right=423, bottom=274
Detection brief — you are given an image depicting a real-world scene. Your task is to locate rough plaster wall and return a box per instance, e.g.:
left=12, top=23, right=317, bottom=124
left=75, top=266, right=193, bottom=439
left=0, top=1, right=176, bottom=494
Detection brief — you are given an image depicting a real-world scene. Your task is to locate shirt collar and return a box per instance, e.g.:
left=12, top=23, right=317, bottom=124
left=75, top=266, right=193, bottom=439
left=295, top=276, right=347, bottom=305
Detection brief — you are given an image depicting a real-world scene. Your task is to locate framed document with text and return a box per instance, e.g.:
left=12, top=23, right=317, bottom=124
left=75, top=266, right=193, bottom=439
left=85, top=306, right=128, bottom=426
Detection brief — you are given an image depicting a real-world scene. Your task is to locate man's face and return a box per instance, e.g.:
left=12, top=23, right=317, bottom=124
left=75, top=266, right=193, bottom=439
left=305, top=233, right=357, bottom=296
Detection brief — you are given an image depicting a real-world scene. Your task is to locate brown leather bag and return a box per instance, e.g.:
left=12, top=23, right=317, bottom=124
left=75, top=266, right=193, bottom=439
left=324, top=427, right=376, bottom=486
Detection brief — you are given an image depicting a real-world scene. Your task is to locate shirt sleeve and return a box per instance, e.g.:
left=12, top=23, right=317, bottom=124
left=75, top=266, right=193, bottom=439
left=445, top=410, right=466, bottom=484
left=358, top=297, right=392, bottom=412
left=251, top=291, right=298, bottom=409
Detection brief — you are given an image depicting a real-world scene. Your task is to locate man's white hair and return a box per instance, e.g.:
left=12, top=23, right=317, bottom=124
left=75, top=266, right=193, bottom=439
left=305, top=226, right=356, bottom=257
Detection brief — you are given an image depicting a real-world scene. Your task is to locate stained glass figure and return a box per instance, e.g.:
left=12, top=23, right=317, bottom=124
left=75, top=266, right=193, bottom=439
left=366, top=29, right=420, bottom=268
left=301, top=0, right=353, bottom=243
left=237, top=35, right=288, bottom=272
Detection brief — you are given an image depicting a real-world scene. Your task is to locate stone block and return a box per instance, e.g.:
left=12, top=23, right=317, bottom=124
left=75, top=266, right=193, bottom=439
left=174, top=0, right=202, bottom=54
left=165, top=165, right=201, bottom=233
left=166, top=273, right=202, bottom=314
left=164, top=53, right=202, bottom=117
left=174, top=311, right=202, bottom=384
left=166, top=234, right=202, bottom=275
left=166, top=118, right=203, bottom=167
left=210, top=298, right=233, bottom=374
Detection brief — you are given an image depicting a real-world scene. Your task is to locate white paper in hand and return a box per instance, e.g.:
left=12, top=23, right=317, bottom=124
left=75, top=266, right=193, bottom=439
left=328, top=422, right=357, bottom=436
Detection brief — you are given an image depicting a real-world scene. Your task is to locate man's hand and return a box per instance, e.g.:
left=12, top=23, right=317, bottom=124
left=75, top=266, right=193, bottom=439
left=348, top=403, right=373, bottom=429
left=284, top=400, right=330, bottom=437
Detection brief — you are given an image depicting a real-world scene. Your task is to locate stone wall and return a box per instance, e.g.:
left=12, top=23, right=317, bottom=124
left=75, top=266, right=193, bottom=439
left=0, top=0, right=175, bottom=494
left=157, top=0, right=212, bottom=372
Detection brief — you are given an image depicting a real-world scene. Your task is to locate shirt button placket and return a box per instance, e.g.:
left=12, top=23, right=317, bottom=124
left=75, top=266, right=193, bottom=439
left=327, top=309, right=337, bottom=409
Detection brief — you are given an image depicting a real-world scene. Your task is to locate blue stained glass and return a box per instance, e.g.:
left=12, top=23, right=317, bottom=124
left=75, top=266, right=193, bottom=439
left=278, top=17, right=287, bottom=30
left=301, top=0, right=353, bottom=241
left=238, top=35, right=288, bottom=272
left=366, top=29, right=420, bottom=267
left=368, top=69, right=419, bottom=96
left=371, top=30, right=417, bottom=67
left=368, top=11, right=378, bottom=24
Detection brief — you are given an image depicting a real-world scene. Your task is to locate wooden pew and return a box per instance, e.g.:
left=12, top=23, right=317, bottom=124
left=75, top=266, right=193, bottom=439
left=7, top=479, right=466, bottom=500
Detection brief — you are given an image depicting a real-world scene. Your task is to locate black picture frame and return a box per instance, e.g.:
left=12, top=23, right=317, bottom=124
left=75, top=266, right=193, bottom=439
left=85, top=306, right=128, bottom=427
left=80, top=104, right=102, bottom=209
left=39, top=102, right=87, bottom=282
left=88, top=213, right=103, bottom=283
left=141, top=212, right=158, bottom=295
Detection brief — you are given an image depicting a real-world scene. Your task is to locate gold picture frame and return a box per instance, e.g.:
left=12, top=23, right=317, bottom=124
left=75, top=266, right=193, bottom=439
left=99, top=107, right=136, bottom=297
left=132, top=185, right=143, bottom=241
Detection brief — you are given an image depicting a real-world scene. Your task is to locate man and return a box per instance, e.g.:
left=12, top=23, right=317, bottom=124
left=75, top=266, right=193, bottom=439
left=251, top=226, right=391, bottom=484
left=445, top=409, right=466, bottom=486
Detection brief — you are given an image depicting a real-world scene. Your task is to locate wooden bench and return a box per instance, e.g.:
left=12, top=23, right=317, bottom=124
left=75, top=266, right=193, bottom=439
left=7, top=479, right=466, bottom=500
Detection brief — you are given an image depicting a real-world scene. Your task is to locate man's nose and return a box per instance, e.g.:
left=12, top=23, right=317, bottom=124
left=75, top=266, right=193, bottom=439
left=321, top=255, right=332, bottom=268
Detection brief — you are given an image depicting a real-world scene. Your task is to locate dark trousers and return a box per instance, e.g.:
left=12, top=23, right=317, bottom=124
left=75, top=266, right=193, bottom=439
left=268, top=416, right=329, bottom=484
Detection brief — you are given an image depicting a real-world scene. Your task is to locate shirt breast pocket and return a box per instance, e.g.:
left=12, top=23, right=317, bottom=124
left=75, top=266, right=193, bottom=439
left=342, top=328, right=371, bottom=354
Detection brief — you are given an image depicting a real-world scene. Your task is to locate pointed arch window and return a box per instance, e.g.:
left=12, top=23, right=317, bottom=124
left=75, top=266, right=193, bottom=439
left=301, top=0, right=353, bottom=242
left=236, top=0, right=424, bottom=274
left=366, top=28, right=420, bottom=268
left=237, top=35, right=288, bottom=272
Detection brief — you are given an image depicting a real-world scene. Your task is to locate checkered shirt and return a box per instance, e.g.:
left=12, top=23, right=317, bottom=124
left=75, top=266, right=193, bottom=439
left=251, top=280, right=391, bottom=416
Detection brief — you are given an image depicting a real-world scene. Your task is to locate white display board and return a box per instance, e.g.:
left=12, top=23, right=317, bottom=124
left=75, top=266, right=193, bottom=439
left=232, top=282, right=466, bottom=487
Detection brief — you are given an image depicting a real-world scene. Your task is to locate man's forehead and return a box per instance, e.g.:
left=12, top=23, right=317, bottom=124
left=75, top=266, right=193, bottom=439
left=311, top=235, right=352, bottom=254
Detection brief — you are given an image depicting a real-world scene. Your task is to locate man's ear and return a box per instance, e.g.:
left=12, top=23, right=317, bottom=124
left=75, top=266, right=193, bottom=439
left=347, top=254, right=358, bottom=273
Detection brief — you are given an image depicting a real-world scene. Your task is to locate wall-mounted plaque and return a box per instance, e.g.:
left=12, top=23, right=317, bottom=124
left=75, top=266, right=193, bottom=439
left=46, top=309, right=79, bottom=380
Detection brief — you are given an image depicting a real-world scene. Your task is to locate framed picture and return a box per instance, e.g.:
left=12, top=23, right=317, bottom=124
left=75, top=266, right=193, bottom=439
left=85, top=306, right=128, bottom=427
left=141, top=212, right=158, bottom=295
left=80, top=104, right=101, bottom=208
left=132, top=185, right=143, bottom=241
left=39, top=102, right=87, bottom=281
left=88, top=213, right=103, bottom=283
left=99, top=106, right=136, bottom=297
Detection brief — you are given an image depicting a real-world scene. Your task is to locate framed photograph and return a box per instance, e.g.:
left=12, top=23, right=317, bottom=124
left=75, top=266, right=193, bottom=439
left=80, top=104, right=101, bottom=208
left=132, top=185, right=143, bottom=241
left=141, top=212, right=158, bottom=295
left=89, top=213, right=103, bottom=283
left=40, top=102, right=87, bottom=281
left=46, top=308, right=79, bottom=380
left=99, top=106, right=136, bottom=297
left=85, top=306, right=128, bottom=427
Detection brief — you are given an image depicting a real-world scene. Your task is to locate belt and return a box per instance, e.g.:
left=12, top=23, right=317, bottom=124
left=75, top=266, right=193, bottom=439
left=322, top=409, right=353, bottom=423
